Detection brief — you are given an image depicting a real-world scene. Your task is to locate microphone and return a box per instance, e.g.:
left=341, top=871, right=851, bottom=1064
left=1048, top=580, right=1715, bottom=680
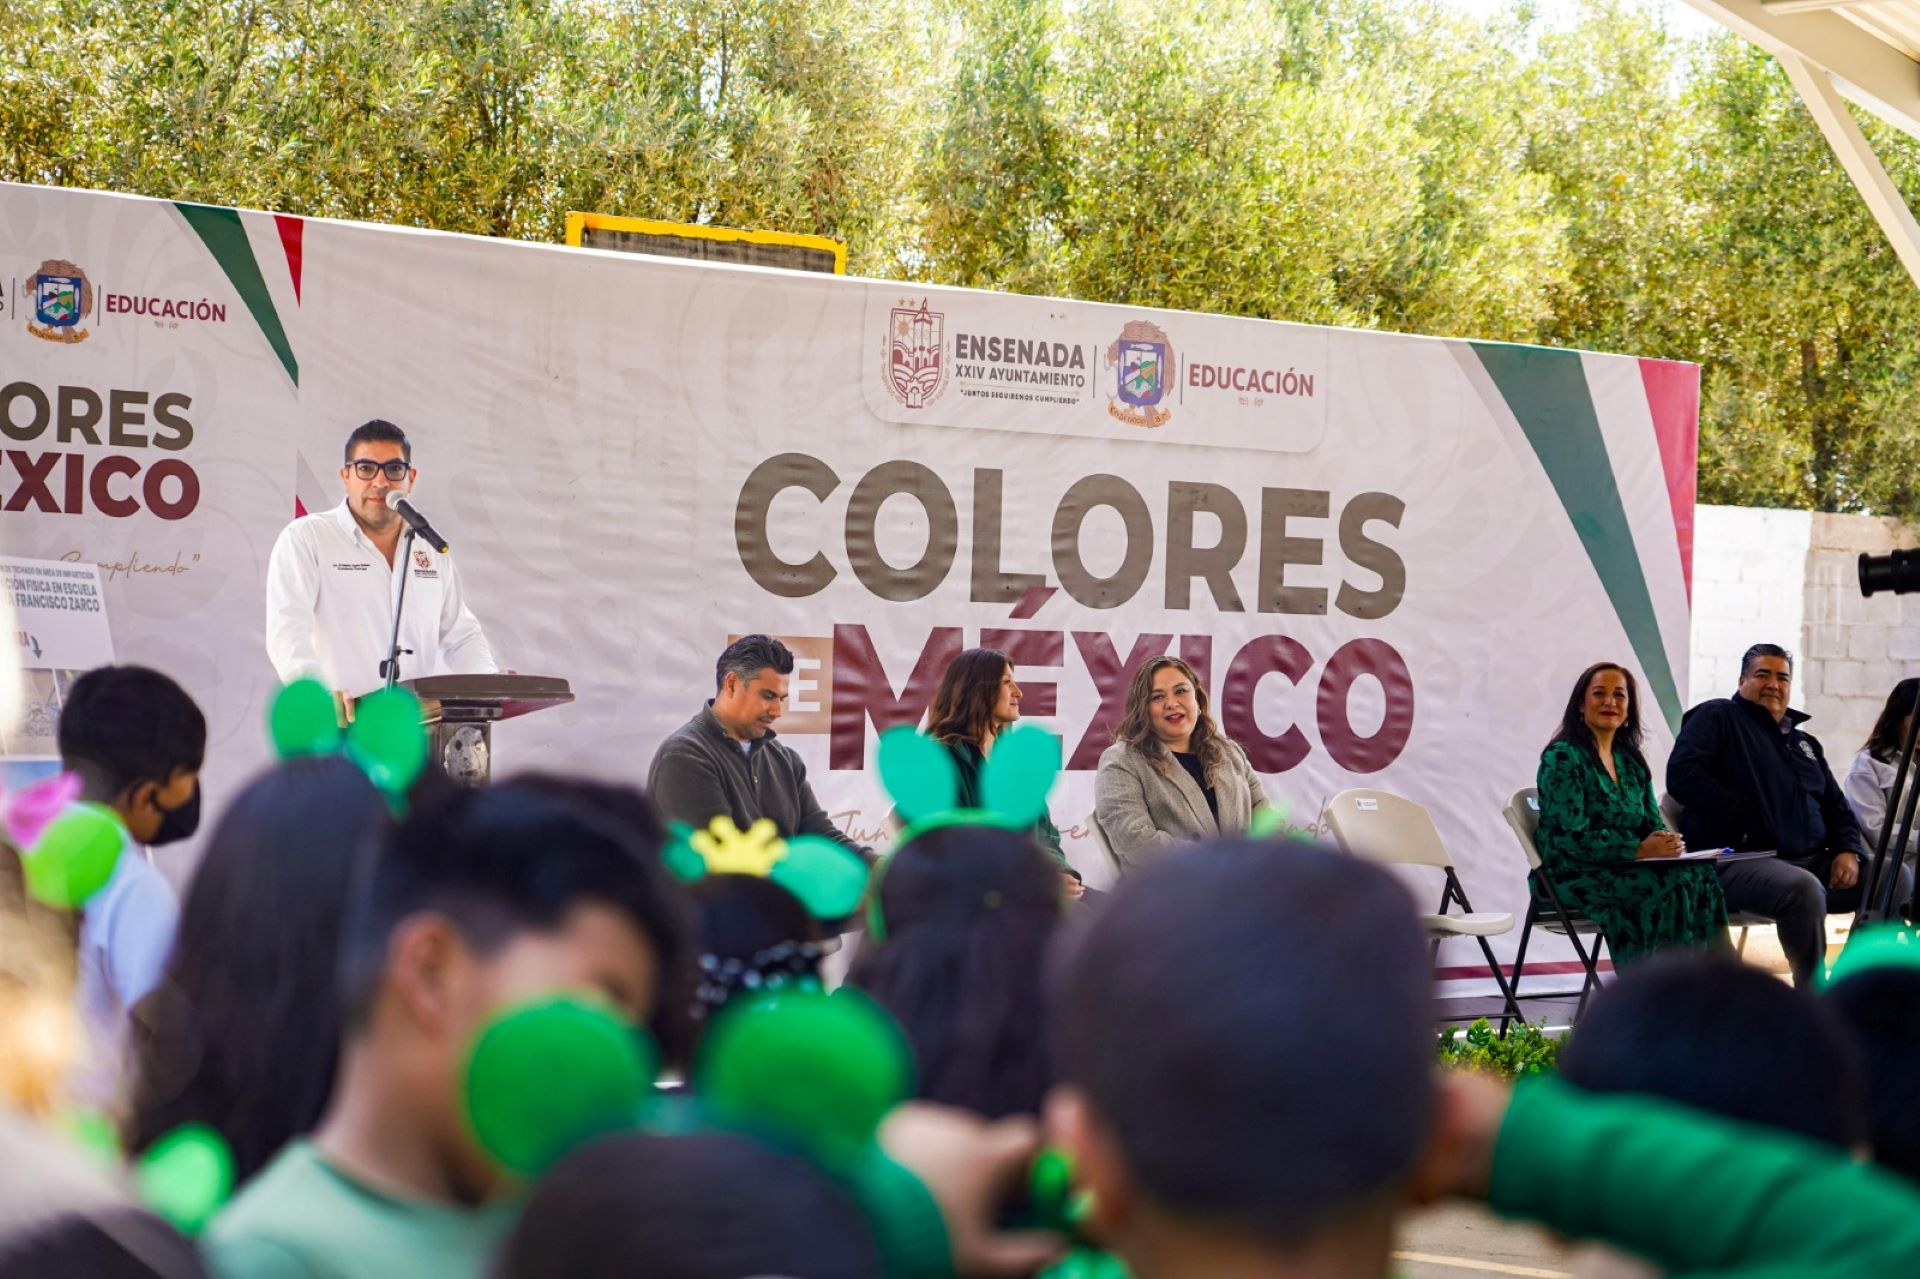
left=384, top=490, right=450, bottom=554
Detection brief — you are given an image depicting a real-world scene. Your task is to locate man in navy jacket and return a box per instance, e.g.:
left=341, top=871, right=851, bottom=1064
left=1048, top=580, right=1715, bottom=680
left=1668, top=643, right=1913, bottom=985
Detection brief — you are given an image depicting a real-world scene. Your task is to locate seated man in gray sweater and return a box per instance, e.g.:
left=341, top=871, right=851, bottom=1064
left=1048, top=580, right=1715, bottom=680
left=647, top=635, right=867, bottom=858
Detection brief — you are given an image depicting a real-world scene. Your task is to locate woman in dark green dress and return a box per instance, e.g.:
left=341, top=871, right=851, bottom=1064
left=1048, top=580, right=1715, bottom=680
left=1534, top=662, right=1728, bottom=966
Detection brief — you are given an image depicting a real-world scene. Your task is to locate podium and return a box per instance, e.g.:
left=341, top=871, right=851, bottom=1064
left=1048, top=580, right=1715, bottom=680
left=400, top=675, right=574, bottom=786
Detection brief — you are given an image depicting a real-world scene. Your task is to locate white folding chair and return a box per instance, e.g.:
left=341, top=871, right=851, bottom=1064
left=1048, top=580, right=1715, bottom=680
left=1503, top=788, right=1606, bottom=1019
left=1323, top=788, right=1525, bottom=1033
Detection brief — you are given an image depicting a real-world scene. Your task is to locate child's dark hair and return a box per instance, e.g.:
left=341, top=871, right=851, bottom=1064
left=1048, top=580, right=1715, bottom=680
left=686, top=874, right=823, bottom=1047
left=850, top=824, right=1062, bottom=1118
left=495, top=1130, right=880, bottom=1279
left=1560, top=954, right=1869, bottom=1149
left=1823, top=967, right=1920, bottom=1180
left=338, top=780, right=691, bottom=1050
left=56, top=665, right=206, bottom=798
left=125, top=756, right=388, bottom=1185
left=1050, top=839, right=1433, bottom=1244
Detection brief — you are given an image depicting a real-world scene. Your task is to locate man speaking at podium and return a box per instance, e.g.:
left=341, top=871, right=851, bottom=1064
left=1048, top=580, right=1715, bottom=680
left=266, top=421, right=498, bottom=721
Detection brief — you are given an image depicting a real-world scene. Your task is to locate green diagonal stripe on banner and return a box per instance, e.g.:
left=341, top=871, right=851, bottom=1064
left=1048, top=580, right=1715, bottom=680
left=1469, top=341, right=1682, bottom=734
left=174, top=202, right=298, bottom=385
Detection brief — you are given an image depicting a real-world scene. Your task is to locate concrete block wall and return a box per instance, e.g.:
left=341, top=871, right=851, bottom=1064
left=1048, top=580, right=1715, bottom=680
left=1689, top=507, right=1810, bottom=707
left=1690, top=506, right=1920, bottom=759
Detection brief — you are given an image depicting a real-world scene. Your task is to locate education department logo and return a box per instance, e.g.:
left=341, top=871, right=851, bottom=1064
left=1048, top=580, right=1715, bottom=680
left=27, top=259, right=94, bottom=344
left=1106, top=320, right=1176, bottom=428
left=884, top=299, right=949, bottom=410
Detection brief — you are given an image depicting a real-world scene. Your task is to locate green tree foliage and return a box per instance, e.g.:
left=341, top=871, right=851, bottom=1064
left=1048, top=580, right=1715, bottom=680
left=1522, top=0, right=1708, bottom=362
left=2, top=0, right=930, bottom=271
left=8, top=0, right=1920, bottom=513
left=920, top=0, right=1565, bottom=337
left=1684, top=41, right=1920, bottom=515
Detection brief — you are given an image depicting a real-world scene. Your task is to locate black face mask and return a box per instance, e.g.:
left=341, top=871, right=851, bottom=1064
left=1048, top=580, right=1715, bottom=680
left=150, top=781, right=202, bottom=846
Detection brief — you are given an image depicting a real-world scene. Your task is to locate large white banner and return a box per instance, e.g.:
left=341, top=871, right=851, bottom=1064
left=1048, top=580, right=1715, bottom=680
left=0, top=183, right=1699, bottom=982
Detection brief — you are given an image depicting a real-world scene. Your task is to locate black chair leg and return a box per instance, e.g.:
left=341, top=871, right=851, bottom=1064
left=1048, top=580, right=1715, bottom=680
left=1510, top=904, right=1537, bottom=1006
left=1536, top=872, right=1604, bottom=1026
left=1574, top=934, right=1607, bottom=1020
left=1478, top=934, right=1524, bottom=1037
left=1556, top=917, right=1598, bottom=1005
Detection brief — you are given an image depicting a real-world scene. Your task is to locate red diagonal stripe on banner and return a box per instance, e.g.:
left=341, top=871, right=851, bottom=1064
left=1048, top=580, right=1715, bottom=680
left=1436, top=959, right=1610, bottom=980
left=1639, top=357, right=1699, bottom=602
left=274, top=215, right=304, bottom=303
left=1008, top=584, right=1057, bottom=620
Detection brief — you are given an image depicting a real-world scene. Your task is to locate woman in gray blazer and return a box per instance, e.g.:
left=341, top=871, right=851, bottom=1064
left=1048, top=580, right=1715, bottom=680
left=1094, top=655, right=1270, bottom=873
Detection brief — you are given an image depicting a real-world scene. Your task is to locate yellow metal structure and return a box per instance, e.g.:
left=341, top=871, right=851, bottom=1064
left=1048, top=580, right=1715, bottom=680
left=564, top=212, right=846, bottom=274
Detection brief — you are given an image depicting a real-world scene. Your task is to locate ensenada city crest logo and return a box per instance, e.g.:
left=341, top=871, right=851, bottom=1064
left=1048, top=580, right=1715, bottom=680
left=1106, top=319, right=1176, bottom=428
left=884, top=299, right=949, bottom=410
left=27, top=259, right=94, bottom=345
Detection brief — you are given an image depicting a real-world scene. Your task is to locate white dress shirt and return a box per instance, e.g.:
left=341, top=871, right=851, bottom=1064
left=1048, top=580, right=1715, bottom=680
left=266, top=499, right=498, bottom=695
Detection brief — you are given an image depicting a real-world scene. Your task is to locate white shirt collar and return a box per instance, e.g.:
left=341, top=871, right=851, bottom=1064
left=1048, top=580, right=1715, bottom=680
left=328, top=498, right=372, bottom=548
left=331, top=497, right=411, bottom=559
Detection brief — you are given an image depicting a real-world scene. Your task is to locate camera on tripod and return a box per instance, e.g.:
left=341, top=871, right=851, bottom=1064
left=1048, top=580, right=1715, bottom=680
left=1860, top=550, right=1920, bottom=597
left=1856, top=552, right=1920, bottom=924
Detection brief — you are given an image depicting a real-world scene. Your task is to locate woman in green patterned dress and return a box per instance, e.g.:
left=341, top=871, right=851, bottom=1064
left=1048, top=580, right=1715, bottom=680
left=1534, top=662, right=1729, bottom=966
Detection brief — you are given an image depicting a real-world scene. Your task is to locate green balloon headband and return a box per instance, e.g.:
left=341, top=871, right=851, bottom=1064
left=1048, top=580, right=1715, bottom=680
left=458, top=989, right=917, bottom=1177
left=880, top=723, right=1059, bottom=840
left=663, top=814, right=870, bottom=921
left=136, top=1124, right=236, bottom=1235
left=12, top=797, right=127, bottom=912
left=0, top=770, right=133, bottom=913
left=867, top=723, right=1064, bottom=941
left=457, top=988, right=955, bottom=1276
left=74, top=993, right=781, bottom=1239
left=59, top=1113, right=236, bottom=1237
left=267, top=678, right=429, bottom=808
left=1822, top=923, right=1920, bottom=989
left=697, top=988, right=958, bottom=1276
left=463, top=995, right=663, bottom=1178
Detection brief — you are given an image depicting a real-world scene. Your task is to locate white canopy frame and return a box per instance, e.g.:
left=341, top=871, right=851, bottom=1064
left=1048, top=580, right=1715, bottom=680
left=1684, top=1, right=1920, bottom=285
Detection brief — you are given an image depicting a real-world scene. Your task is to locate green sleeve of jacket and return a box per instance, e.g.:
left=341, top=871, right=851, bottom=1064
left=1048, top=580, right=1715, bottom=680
left=1490, top=1075, right=1920, bottom=1279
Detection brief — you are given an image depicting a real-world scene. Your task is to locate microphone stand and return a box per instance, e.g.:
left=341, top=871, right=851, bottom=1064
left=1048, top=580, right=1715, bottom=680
left=1855, top=678, right=1920, bottom=926
left=380, top=526, right=418, bottom=691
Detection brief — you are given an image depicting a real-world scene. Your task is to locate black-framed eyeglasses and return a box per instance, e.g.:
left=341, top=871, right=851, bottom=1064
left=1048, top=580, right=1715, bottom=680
left=350, top=459, right=411, bottom=482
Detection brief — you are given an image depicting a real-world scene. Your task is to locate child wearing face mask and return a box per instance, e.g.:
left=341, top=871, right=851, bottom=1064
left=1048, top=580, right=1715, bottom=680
left=54, top=665, right=206, bottom=1103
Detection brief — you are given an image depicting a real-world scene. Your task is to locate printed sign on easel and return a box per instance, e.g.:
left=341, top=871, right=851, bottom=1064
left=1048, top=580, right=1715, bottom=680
left=2, top=555, right=114, bottom=774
